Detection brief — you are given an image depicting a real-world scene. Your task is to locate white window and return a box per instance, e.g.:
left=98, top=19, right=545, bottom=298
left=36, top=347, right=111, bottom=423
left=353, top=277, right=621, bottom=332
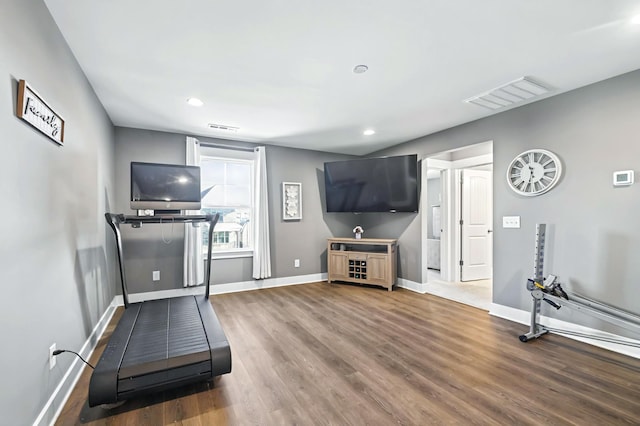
left=213, top=231, right=230, bottom=244
left=199, top=148, right=254, bottom=256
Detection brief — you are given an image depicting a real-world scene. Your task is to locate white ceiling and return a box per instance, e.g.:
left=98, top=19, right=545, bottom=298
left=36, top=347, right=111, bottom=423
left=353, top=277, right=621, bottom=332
left=43, top=0, right=640, bottom=155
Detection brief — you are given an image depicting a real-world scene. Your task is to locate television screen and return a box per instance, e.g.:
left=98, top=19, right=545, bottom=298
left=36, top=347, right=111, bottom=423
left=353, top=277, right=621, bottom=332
left=130, top=162, right=202, bottom=211
left=324, top=154, right=419, bottom=213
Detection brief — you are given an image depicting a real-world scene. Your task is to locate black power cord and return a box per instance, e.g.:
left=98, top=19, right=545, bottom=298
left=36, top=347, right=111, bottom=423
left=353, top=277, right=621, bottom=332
left=52, top=349, right=95, bottom=370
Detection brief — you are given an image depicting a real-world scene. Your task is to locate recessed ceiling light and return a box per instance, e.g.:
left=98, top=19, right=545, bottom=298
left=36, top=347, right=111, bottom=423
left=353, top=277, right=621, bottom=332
left=363, top=129, right=375, bottom=136
left=187, top=97, right=203, bottom=107
left=632, top=14, right=640, bottom=25
left=353, top=65, right=369, bottom=74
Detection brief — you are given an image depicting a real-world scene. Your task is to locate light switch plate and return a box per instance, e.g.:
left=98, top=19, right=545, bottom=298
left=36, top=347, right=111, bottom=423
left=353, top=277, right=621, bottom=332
left=503, top=216, right=520, bottom=228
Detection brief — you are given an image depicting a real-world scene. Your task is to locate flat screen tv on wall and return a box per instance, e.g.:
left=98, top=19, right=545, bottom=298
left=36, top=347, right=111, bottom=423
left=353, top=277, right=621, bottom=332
left=130, top=162, right=202, bottom=211
left=324, top=154, right=419, bottom=213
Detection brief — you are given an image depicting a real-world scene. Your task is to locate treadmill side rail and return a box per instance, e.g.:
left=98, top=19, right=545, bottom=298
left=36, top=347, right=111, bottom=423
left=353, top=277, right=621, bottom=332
left=197, top=296, right=232, bottom=377
left=88, top=304, right=141, bottom=406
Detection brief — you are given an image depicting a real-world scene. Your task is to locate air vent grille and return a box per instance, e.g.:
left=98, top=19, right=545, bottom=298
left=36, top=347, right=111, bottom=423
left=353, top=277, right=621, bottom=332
left=208, top=123, right=239, bottom=132
left=464, top=77, right=550, bottom=110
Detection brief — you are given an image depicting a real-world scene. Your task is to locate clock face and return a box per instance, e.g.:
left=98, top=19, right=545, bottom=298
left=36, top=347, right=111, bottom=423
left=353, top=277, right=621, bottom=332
left=506, top=149, right=562, bottom=196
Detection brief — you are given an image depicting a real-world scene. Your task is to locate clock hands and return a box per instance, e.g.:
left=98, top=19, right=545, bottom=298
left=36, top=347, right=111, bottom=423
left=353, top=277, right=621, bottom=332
left=508, top=149, right=562, bottom=196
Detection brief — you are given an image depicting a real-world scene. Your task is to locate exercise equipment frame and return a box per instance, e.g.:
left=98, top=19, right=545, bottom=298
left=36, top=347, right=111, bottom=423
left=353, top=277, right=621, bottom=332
left=519, top=224, right=640, bottom=348
left=88, top=213, right=232, bottom=407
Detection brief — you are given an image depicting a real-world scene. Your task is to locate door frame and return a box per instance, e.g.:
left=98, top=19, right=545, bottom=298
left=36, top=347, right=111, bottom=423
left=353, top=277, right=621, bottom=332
left=421, top=142, right=493, bottom=284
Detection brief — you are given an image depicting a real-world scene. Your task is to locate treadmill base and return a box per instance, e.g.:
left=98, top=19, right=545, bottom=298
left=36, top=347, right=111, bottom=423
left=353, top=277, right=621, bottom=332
left=88, top=295, right=231, bottom=407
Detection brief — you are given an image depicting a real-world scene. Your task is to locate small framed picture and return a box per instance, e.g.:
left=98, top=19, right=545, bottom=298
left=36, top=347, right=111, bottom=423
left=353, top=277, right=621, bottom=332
left=17, top=80, right=65, bottom=145
left=282, top=182, right=302, bottom=220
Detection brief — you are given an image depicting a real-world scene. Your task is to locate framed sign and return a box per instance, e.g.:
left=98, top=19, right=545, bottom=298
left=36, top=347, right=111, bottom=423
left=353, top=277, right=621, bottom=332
left=16, top=80, right=65, bottom=145
left=282, top=182, right=302, bottom=220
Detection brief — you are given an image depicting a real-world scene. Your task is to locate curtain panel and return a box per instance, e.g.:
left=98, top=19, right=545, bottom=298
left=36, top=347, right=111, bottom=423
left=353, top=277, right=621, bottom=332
left=252, top=146, right=271, bottom=279
left=184, top=136, right=204, bottom=287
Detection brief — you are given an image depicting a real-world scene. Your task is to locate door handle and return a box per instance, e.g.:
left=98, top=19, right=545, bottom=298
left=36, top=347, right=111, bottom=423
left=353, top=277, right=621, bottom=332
left=487, top=229, right=493, bottom=233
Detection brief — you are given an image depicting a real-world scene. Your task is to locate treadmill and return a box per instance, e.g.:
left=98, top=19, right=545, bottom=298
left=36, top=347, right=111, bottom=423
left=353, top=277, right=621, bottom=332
left=89, top=213, right=232, bottom=407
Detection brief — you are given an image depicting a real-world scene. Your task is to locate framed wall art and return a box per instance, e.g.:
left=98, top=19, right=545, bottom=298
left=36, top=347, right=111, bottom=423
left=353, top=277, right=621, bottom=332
left=16, top=79, right=65, bottom=145
left=282, top=182, right=302, bottom=220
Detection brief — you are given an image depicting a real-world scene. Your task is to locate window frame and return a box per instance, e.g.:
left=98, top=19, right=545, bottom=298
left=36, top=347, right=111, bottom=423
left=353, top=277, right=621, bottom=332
left=199, top=147, right=255, bottom=259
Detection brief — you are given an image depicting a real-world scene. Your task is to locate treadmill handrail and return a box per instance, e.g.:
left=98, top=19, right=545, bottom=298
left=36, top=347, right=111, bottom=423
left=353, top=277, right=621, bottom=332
left=105, top=212, right=220, bottom=308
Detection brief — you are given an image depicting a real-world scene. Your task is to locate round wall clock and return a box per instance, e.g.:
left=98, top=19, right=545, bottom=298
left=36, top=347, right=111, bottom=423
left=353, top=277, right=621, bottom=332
left=506, top=149, right=562, bottom=196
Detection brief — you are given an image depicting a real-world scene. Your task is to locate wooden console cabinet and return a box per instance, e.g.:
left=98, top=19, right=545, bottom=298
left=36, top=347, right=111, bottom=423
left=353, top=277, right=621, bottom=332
left=327, top=237, right=397, bottom=291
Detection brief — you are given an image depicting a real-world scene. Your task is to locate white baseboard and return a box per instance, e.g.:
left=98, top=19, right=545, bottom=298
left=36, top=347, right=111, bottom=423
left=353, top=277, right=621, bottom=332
left=489, top=303, right=529, bottom=324
left=490, top=303, right=640, bottom=359
left=211, top=272, right=328, bottom=295
left=33, top=302, right=118, bottom=426
left=112, top=273, right=328, bottom=306
left=396, top=278, right=428, bottom=294
left=113, top=285, right=206, bottom=305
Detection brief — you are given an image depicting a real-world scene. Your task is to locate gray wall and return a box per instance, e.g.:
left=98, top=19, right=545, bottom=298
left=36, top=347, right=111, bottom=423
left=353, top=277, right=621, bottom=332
left=114, top=128, right=188, bottom=292
left=0, top=1, right=116, bottom=424
left=373, top=70, right=640, bottom=335
left=266, top=145, right=355, bottom=276
left=113, top=128, right=354, bottom=292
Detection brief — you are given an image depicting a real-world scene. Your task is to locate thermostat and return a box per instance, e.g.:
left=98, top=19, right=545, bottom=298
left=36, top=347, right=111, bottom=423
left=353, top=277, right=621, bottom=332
left=613, top=170, right=634, bottom=186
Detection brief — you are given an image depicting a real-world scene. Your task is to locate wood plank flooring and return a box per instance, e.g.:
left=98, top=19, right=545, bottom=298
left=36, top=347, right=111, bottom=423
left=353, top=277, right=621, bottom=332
left=56, top=282, right=640, bottom=425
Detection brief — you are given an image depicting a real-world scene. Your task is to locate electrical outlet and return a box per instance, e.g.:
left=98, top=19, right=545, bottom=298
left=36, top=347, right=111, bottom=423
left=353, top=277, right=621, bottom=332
left=49, top=343, right=57, bottom=370
left=294, top=259, right=300, bottom=268
left=153, top=270, right=160, bottom=281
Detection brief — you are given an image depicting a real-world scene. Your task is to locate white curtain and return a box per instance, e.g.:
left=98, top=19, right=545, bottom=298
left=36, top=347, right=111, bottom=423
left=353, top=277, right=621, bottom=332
left=184, top=136, right=204, bottom=287
left=253, top=146, right=272, bottom=279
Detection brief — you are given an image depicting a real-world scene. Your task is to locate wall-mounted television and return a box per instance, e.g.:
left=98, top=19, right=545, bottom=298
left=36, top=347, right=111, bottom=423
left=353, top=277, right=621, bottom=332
left=130, top=162, right=202, bottom=211
left=324, top=154, right=419, bottom=213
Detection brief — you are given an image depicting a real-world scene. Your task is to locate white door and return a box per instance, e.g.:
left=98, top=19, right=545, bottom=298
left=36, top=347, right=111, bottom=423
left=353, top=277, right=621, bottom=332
left=460, top=169, right=492, bottom=281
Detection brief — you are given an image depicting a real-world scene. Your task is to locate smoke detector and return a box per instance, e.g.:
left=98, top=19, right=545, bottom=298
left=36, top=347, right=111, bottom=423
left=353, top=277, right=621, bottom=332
left=464, top=77, right=551, bottom=110
left=186, top=97, right=203, bottom=107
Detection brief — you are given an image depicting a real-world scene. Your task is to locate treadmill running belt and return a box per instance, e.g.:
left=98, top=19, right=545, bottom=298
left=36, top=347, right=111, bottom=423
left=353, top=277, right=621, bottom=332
left=119, top=297, right=210, bottom=378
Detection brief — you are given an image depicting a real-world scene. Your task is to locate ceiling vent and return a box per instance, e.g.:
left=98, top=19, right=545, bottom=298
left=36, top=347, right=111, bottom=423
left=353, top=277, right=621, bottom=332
left=464, top=77, right=550, bottom=110
left=208, top=123, right=239, bottom=132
